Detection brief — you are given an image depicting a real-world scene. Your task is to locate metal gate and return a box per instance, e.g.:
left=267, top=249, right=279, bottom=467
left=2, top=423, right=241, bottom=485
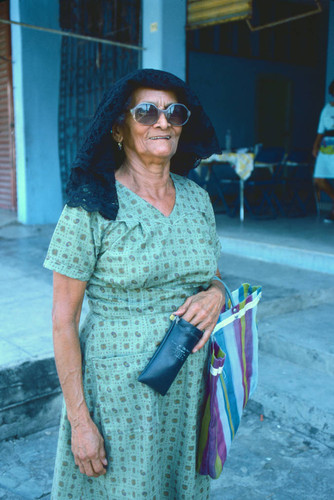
left=58, top=0, right=141, bottom=199
left=0, top=0, right=16, bottom=210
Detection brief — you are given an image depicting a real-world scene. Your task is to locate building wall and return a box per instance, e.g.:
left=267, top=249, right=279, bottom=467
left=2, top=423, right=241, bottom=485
left=142, top=0, right=186, bottom=80
left=188, top=50, right=325, bottom=152
left=11, top=0, right=62, bottom=224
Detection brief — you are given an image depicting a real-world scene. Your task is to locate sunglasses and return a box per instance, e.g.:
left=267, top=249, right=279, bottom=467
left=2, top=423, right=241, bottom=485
left=130, top=102, right=191, bottom=126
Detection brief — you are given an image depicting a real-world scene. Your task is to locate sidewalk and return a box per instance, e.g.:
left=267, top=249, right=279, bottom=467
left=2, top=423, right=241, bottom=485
left=216, top=212, right=334, bottom=274
left=0, top=209, right=333, bottom=499
left=1, top=406, right=333, bottom=500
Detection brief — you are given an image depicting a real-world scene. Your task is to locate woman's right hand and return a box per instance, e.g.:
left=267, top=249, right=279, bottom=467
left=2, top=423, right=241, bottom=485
left=71, top=418, right=108, bottom=477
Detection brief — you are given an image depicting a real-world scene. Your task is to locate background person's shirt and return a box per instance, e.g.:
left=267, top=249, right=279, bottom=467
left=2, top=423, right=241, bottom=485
left=317, top=102, right=334, bottom=133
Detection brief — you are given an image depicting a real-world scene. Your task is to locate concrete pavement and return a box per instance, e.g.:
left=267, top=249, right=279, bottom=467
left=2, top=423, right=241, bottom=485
left=2, top=406, right=334, bottom=500
left=0, top=209, right=334, bottom=499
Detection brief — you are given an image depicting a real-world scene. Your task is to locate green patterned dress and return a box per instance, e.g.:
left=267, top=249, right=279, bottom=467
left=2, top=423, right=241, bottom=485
left=44, top=174, right=221, bottom=500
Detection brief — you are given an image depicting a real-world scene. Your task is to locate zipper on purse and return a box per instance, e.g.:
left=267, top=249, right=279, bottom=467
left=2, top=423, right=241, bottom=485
left=170, top=314, right=180, bottom=323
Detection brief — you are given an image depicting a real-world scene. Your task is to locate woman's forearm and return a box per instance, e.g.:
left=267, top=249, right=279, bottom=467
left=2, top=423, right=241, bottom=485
left=53, top=322, right=90, bottom=426
left=313, top=133, right=323, bottom=157
left=53, top=315, right=108, bottom=477
left=52, top=273, right=107, bottom=477
left=52, top=273, right=89, bottom=426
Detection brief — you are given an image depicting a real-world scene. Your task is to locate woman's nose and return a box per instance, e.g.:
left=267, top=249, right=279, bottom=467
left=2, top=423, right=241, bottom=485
left=154, top=111, right=170, bottom=129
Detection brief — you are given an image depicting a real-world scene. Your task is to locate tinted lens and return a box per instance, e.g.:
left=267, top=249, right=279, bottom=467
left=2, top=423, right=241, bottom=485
left=131, top=102, right=190, bottom=126
left=134, top=103, right=158, bottom=125
left=167, top=104, right=190, bottom=126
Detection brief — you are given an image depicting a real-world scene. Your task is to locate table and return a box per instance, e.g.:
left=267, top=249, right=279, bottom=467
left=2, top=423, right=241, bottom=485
left=201, top=152, right=255, bottom=221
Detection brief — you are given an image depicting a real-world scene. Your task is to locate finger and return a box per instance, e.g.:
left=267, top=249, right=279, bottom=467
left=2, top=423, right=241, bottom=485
left=180, top=300, right=207, bottom=323
left=194, top=308, right=216, bottom=326
left=180, top=308, right=198, bottom=324
left=76, top=460, right=92, bottom=476
left=192, top=331, right=212, bottom=353
left=100, top=448, right=108, bottom=467
left=82, top=460, right=98, bottom=477
left=173, top=297, right=193, bottom=316
left=183, top=307, right=215, bottom=328
left=76, top=461, right=85, bottom=475
left=91, top=458, right=107, bottom=476
left=197, top=310, right=221, bottom=330
left=183, top=311, right=210, bottom=329
left=196, top=320, right=215, bottom=336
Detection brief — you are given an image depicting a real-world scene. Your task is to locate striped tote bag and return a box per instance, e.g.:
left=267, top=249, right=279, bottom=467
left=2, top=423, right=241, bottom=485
left=197, top=283, right=262, bottom=479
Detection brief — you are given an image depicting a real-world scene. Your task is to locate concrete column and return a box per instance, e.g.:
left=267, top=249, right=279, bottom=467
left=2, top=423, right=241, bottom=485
left=11, top=0, right=62, bottom=224
left=326, top=0, right=334, bottom=99
left=142, top=0, right=187, bottom=81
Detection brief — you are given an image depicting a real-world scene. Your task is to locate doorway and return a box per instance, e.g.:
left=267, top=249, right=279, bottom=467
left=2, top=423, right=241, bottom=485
left=256, top=76, right=292, bottom=150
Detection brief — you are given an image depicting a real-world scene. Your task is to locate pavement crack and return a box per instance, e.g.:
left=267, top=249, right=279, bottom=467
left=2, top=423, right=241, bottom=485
left=291, top=425, right=334, bottom=451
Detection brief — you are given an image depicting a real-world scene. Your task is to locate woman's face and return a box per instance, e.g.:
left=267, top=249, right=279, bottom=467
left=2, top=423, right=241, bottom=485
left=118, top=88, right=183, bottom=164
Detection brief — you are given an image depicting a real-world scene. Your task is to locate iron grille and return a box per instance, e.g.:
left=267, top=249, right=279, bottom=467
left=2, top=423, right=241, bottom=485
left=58, top=0, right=141, bottom=200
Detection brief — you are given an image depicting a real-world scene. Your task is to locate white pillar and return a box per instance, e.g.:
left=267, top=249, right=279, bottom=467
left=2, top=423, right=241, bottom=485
left=142, top=0, right=187, bottom=81
left=11, top=0, right=62, bottom=224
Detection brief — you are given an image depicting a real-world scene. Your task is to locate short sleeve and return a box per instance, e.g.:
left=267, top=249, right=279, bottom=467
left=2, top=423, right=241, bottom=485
left=43, top=205, right=103, bottom=281
left=204, top=191, right=222, bottom=262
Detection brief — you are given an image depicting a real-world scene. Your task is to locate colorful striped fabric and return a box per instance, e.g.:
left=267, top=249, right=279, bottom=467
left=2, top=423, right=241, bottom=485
left=197, top=283, right=262, bottom=479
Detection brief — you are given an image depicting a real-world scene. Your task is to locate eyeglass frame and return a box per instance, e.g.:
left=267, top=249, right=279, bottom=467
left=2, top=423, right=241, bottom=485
left=129, top=102, right=191, bottom=126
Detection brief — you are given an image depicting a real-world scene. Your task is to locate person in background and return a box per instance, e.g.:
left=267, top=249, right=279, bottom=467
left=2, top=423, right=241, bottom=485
left=313, top=79, right=334, bottom=222
left=44, top=68, right=224, bottom=499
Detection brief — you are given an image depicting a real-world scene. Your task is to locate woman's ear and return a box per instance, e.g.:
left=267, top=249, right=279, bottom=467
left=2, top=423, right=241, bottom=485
left=112, top=125, right=123, bottom=143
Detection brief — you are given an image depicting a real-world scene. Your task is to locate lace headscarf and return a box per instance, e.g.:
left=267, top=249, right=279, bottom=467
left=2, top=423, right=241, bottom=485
left=66, top=68, right=221, bottom=219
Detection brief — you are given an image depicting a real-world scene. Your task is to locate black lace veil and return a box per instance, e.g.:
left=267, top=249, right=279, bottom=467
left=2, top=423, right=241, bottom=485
left=66, top=68, right=221, bottom=219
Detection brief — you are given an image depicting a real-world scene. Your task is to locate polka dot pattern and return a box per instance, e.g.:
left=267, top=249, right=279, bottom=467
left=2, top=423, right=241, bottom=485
left=44, top=174, right=221, bottom=499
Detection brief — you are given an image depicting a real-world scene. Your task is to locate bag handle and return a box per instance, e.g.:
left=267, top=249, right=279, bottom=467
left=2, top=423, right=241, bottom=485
left=211, top=276, right=236, bottom=309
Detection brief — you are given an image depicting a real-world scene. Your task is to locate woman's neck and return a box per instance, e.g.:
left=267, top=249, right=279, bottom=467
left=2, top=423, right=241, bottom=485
left=115, top=157, right=173, bottom=197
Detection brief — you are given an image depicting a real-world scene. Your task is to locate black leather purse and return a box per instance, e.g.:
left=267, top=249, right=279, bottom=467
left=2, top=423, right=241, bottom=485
left=138, top=315, right=204, bottom=396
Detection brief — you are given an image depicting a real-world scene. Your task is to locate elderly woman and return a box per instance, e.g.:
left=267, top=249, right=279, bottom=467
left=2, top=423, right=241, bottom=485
left=313, top=79, right=334, bottom=222
left=44, top=69, right=224, bottom=499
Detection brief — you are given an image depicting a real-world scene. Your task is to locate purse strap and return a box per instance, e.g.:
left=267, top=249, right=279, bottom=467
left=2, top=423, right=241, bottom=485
left=212, top=277, right=235, bottom=308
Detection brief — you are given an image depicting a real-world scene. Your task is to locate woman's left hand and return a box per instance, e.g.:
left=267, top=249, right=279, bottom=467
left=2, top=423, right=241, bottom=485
left=173, top=284, right=225, bottom=353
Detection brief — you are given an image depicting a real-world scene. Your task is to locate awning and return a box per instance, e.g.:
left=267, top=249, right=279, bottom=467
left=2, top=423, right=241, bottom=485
left=187, top=0, right=252, bottom=29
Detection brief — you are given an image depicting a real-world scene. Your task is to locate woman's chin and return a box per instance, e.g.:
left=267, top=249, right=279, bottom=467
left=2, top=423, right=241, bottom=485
left=146, top=144, right=177, bottom=160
